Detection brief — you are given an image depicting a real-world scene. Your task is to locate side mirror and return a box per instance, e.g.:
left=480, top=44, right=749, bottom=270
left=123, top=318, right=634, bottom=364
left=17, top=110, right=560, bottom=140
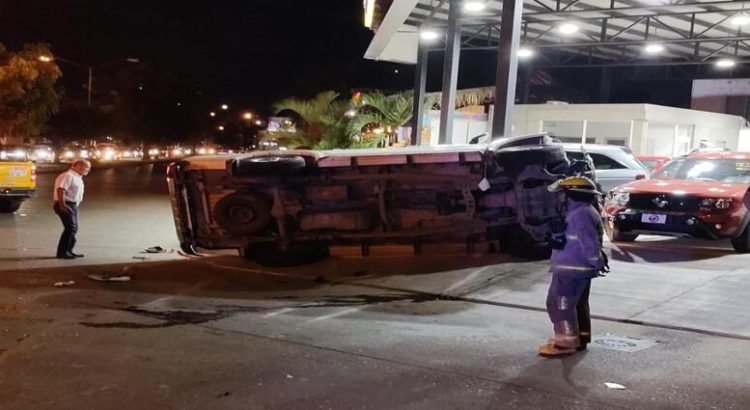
left=469, top=133, right=488, bottom=145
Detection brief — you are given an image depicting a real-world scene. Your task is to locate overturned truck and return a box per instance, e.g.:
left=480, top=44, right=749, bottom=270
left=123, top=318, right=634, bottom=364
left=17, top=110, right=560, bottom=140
left=167, top=134, right=578, bottom=264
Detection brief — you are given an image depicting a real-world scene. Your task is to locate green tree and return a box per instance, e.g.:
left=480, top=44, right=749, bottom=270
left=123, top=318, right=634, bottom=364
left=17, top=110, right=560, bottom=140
left=349, top=91, right=437, bottom=146
left=0, top=43, right=63, bottom=144
left=271, top=91, right=379, bottom=149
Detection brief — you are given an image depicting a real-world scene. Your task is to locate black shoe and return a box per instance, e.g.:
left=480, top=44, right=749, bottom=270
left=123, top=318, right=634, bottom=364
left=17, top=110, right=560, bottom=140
left=70, top=252, right=84, bottom=258
left=57, top=253, right=75, bottom=259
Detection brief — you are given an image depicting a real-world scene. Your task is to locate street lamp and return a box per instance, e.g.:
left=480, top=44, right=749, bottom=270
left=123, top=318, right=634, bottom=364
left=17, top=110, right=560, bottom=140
left=221, top=104, right=229, bottom=110
left=38, top=54, right=139, bottom=106
left=209, top=112, right=216, bottom=117
left=242, top=112, right=253, bottom=120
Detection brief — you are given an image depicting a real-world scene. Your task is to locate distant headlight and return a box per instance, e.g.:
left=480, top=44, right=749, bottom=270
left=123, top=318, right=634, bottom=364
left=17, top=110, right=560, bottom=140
left=8, top=150, right=26, bottom=159
left=611, top=192, right=630, bottom=206
left=80, top=150, right=89, bottom=158
left=64, top=151, right=74, bottom=159
left=208, top=148, right=216, bottom=154
left=148, top=148, right=159, bottom=155
left=197, top=148, right=207, bottom=155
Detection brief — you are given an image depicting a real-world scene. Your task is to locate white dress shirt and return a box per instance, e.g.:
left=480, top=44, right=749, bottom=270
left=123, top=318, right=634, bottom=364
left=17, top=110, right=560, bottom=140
left=53, top=169, right=85, bottom=204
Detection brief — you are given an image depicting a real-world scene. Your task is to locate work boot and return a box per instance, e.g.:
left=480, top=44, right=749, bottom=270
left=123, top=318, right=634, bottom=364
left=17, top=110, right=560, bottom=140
left=547, top=337, right=587, bottom=352
left=538, top=343, right=578, bottom=357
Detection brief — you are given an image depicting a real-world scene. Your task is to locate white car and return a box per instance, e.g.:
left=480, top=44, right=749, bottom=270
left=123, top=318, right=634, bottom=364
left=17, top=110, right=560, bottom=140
left=563, top=144, right=648, bottom=192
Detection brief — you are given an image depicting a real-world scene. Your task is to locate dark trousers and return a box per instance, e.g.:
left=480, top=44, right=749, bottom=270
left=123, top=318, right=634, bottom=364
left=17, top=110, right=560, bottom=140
left=54, top=202, right=78, bottom=256
left=546, top=270, right=594, bottom=347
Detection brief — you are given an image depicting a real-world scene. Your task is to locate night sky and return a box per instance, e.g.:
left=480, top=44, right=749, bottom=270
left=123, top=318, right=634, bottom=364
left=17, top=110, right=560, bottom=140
left=0, top=1, right=414, bottom=115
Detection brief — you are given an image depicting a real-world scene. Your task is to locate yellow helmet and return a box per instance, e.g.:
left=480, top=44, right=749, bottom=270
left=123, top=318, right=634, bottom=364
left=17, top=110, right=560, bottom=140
left=548, top=176, right=601, bottom=195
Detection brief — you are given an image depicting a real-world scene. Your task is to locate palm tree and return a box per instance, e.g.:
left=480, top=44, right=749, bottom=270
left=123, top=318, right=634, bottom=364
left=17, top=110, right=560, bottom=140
left=272, top=91, right=357, bottom=149
left=350, top=91, right=437, bottom=146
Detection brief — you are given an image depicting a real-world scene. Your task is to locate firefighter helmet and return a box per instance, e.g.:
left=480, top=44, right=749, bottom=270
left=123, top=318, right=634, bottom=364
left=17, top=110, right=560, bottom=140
left=548, top=176, right=602, bottom=195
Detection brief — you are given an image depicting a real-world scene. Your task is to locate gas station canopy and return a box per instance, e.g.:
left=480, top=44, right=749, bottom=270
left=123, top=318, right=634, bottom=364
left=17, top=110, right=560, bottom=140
left=366, top=0, right=750, bottom=66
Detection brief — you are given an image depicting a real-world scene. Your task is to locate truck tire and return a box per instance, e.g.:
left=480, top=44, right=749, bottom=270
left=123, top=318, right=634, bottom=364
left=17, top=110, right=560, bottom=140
left=730, top=226, right=750, bottom=253
left=231, top=155, right=307, bottom=177
left=0, top=200, right=21, bottom=213
left=213, top=193, right=272, bottom=234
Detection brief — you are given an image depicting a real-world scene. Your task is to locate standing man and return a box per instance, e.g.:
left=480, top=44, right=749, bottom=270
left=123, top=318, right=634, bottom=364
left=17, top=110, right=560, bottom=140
left=53, top=160, right=91, bottom=259
left=539, top=176, right=606, bottom=357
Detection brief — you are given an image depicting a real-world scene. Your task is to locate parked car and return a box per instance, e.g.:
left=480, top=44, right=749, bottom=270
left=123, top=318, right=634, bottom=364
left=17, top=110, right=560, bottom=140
left=563, top=144, right=648, bottom=193
left=604, top=152, right=750, bottom=253
left=0, top=146, right=36, bottom=213
left=637, top=155, right=671, bottom=173
left=167, top=134, right=586, bottom=263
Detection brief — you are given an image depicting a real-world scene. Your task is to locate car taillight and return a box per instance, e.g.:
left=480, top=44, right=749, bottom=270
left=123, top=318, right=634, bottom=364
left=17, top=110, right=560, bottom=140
left=635, top=174, right=647, bottom=180
left=31, top=164, right=37, bottom=182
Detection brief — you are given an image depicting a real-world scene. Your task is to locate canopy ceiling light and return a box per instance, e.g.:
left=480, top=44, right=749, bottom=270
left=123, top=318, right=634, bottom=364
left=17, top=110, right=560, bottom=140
left=419, top=26, right=440, bottom=41
left=558, top=22, right=579, bottom=35
left=715, top=58, right=736, bottom=68
left=644, top=43, right=665, bottom=54
left=731, top=13, right=750, bottom=26
left=464, top=0, right=486, bottom=12
left=517, top=48, right=534, bottom=58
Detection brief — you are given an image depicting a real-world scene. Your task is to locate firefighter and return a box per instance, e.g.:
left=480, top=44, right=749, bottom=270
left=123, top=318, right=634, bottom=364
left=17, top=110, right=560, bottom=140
left=539, top=176, right=607, bottom=357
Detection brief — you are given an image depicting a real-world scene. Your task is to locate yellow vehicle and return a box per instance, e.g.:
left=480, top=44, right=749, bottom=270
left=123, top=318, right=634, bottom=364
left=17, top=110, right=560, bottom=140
left=0, top=146, right=36, bottom=213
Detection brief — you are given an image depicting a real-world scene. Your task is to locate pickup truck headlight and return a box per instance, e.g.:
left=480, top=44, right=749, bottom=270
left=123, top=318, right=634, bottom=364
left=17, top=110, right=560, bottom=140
left=611, top=192, right=630, bottom=206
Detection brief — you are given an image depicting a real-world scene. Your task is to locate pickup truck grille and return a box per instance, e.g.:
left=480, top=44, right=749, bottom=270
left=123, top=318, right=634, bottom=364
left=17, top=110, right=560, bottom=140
left=629, top=193, right=701, bottom=212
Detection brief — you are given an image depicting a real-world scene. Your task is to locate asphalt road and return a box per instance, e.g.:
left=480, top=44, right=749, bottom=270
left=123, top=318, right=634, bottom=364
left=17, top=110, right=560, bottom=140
left=1, top=164, right=750, bottom=409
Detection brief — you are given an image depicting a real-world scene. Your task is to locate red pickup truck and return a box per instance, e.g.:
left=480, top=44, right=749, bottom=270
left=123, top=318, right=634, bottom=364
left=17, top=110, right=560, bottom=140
left=605, top=152, right=750, bottom=252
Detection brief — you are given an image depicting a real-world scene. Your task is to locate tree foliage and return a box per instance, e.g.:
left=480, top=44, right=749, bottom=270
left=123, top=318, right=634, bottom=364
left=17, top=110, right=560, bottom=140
left=273, top=91, right=361, bottom=149
left=0, top=43, right=63, bottom=143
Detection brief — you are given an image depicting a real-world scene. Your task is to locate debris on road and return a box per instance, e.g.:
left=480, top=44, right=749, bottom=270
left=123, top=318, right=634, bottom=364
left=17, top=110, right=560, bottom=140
left=286, top=374, right=294, bottom=379
left=144, top=246, right=166, bottom=254
left=53, top=280, right=75, bottom=287
left=604, top=382, right=627, bottom=390
left=87, top=274, right=132, bottom=282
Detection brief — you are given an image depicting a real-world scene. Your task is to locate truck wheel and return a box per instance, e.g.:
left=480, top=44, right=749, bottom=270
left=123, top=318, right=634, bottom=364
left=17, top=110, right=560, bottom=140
left=730, top=226, right=750, bottom=253
left=0, top=200, right=21, bottom=213
left=231, top=155, right=307, bottom=177
left=606, top=222, right=638, bottom=242
left=213, top=193, right=272, bottom=234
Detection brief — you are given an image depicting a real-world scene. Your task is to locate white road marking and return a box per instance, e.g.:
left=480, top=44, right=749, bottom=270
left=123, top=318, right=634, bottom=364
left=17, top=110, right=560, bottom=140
left=263, top=307, right=298, bottom=318
left=441, top=266, right=491, bottom=293
left=303, top=306, right=364, bottom=324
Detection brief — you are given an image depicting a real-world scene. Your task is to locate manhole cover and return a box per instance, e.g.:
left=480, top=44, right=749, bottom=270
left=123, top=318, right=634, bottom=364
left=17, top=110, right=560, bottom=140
left=591, top=335, right=657, bottom=352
